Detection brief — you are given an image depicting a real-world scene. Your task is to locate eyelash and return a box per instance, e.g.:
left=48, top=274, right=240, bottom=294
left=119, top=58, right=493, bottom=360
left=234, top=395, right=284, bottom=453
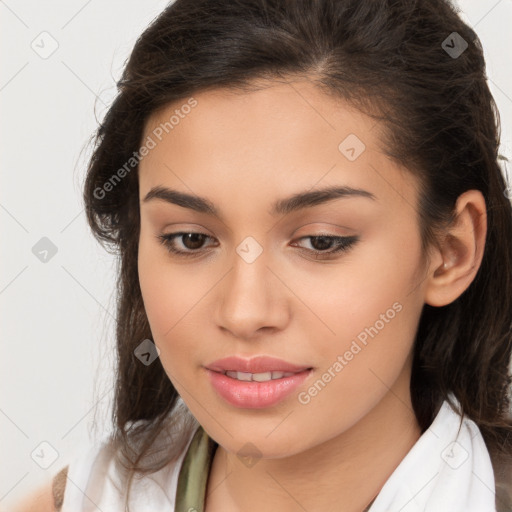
left=156, top=232, right=359, bottom=260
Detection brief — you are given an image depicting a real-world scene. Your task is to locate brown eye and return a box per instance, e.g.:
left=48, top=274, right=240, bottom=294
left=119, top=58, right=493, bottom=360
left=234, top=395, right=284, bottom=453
left=157, top=232, right=216, bottom=256
left=308, top=236, right=337, bottom=251
left=292, top=235, right=359, bottom=259
left=180, top=233, right=208, bottom=250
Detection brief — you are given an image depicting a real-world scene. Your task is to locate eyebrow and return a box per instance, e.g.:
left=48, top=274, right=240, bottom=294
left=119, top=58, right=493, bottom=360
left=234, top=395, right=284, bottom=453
left=142, top=184, right=376, bottom=218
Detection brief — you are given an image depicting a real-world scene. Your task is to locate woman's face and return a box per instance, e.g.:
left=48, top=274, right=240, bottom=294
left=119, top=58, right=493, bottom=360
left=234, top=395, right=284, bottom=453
left=137, top=79, right=430, bottom=457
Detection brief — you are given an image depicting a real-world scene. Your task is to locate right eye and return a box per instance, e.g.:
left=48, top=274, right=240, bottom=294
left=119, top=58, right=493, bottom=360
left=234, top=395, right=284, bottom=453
left=156, top=232, right=218, bottom=256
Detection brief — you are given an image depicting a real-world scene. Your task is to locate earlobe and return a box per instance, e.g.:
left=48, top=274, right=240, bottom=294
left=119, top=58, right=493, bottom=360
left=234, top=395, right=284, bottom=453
left=424, top=190, right=487, bottom=308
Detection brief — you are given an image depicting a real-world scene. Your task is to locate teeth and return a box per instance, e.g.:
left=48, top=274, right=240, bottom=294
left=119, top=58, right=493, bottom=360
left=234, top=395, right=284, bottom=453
left=224, top=370, right=296, bottom=382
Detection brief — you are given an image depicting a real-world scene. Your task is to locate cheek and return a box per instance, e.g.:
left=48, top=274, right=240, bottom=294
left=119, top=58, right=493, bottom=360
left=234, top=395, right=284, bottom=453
left=138, top=229, right=231, bottom=390
left=138, top=227, right=202, bottom=332
left=137, top=233, right=200, bottom=364
left=294, top=226, right=422, bottom=333
left=296, top=227, right=423, bottom=396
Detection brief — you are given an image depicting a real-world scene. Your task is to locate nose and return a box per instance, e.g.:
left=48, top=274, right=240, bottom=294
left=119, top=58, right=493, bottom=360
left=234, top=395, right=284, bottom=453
left=214, top=248, right=289, bottom=340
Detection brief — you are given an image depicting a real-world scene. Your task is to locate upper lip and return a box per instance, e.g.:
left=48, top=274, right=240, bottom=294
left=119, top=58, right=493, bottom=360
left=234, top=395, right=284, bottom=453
left=205, top=356, right=312, bottom=374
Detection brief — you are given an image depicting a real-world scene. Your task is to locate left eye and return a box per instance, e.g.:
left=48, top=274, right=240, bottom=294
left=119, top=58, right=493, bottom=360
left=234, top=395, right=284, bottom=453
left=156, top=232, right=359, bottom=259
left=292, top=235, right=359, bottom=257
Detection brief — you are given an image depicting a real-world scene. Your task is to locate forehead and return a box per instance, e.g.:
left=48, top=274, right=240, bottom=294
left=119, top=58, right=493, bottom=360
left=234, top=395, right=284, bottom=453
left=138, top=79, right=418, bottom=216
left=142, top=79, right=376, bottom=152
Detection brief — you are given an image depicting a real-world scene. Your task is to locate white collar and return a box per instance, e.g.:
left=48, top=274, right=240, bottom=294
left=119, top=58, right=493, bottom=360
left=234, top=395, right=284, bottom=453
left=368, top=395, right=496, bottom=512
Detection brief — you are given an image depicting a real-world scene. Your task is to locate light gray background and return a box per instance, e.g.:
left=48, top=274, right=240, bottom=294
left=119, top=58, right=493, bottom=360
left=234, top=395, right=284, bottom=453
left=1, top=0, right=511, bottom=507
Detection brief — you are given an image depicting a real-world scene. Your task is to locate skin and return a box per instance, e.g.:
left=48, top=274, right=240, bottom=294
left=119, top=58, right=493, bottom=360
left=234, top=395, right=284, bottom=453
left=136, top=78, right=487, bottom=512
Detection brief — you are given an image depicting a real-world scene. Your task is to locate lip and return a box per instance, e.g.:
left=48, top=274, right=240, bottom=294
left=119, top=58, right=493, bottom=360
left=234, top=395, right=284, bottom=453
left=205, top=355, right=312, bottom=374
left=205, top=367, right=313, bottom=409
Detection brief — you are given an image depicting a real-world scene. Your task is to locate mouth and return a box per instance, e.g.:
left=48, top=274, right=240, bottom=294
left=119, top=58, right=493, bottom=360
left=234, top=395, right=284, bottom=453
left=205, top=367, right=314, bottom=409
left=210, top=368, right=313, bottom=382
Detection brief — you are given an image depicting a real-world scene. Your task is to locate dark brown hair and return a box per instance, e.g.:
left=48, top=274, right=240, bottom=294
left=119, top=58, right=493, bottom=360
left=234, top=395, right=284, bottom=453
left=83, top=0, right=512, bottom=508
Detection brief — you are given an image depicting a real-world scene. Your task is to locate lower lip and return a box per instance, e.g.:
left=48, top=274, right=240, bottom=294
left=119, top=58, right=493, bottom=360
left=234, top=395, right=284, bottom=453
left=205, top=368, right=313, bottom=409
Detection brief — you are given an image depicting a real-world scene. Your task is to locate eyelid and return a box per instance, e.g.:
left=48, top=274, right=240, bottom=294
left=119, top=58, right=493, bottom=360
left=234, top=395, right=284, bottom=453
left=292, top=222, right=357, bottom=237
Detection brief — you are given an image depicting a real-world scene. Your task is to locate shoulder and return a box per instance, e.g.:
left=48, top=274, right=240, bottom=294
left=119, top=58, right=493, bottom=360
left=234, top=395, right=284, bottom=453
left=11, top=436, right=114, bottom=512
left=7, top=465, right=68, bottom=512
left=10, top=419, right=200, bottom=512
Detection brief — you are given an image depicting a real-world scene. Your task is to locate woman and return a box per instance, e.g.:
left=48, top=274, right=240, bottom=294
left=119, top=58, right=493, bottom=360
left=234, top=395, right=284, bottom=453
left=15, top=0, right=512, bottom=510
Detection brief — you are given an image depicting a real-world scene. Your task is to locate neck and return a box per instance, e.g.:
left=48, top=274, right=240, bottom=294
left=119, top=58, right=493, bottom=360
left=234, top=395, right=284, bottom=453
left=204, top=376, right=422, bottom=512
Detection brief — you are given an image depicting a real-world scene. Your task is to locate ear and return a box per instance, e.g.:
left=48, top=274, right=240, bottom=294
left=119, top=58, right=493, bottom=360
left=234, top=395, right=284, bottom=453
left=424, top=189, right=487, bottom=307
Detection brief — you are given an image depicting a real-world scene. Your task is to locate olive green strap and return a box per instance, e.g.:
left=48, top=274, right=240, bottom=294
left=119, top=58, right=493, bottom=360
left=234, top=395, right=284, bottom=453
left=175, top=426, right=218, bottom=512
